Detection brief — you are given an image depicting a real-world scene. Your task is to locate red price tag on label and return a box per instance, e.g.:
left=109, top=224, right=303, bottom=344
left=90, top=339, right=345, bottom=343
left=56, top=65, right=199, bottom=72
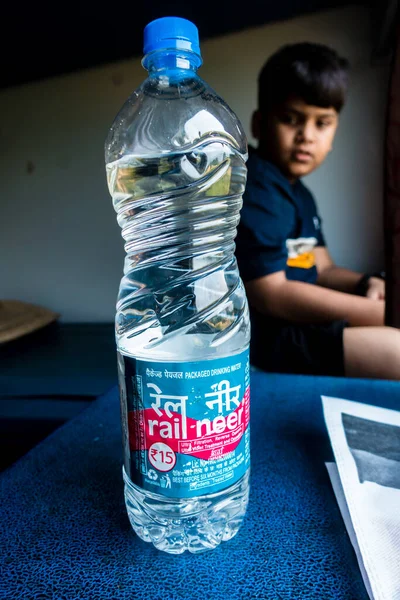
left=148, top=442, right=176, bottom=472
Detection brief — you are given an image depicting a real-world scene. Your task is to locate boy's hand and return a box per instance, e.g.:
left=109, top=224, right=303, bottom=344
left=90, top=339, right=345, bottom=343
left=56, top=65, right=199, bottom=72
left=366, top=277, right=385, bottom=301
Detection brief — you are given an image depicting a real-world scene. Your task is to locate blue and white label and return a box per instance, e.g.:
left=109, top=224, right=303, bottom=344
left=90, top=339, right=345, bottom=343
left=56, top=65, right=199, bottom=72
left=118, top=349, right=250, bottom=498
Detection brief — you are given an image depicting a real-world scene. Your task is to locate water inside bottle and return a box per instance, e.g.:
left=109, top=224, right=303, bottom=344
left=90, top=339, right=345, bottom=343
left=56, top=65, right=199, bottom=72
left=106, top=138, right=249, bottom=360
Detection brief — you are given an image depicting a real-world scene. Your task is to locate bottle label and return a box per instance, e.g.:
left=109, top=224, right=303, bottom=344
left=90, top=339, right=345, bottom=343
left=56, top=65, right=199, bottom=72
left=119, top=349, right=250, bottom=498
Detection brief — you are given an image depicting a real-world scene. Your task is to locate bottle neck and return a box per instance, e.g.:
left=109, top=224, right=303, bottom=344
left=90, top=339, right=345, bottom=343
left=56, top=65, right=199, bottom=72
left=142, top=49, right=201, bottom=75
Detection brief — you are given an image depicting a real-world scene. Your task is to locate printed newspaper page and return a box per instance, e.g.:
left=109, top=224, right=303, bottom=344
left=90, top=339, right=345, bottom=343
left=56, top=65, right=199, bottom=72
left=322, top=397, right=400, bottom=600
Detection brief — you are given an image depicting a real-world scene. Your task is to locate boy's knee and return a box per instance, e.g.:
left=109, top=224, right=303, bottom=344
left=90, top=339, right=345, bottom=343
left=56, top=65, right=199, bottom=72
left=373, top=326, right=400, bottom=378
left=344, top=326, right=400, bottom=380
left=382, top=325, right=400, bottom=345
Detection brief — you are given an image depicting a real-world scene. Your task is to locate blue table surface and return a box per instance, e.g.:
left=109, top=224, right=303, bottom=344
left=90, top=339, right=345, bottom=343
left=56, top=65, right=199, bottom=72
left=2, top=371, right=400, bottom=600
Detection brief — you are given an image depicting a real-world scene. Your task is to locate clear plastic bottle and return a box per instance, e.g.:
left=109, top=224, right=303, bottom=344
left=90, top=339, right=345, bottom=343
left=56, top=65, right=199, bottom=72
left=105, top=16, right=250, bottom=554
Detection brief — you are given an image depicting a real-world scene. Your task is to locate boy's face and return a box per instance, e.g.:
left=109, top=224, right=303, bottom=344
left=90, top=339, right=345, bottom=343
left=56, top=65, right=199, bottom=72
left=254, top=96, right=339, bottom=182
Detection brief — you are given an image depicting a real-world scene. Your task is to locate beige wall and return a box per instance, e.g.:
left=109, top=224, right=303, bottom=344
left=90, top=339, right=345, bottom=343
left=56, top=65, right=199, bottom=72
left=0, top=5, right=390, bottom=321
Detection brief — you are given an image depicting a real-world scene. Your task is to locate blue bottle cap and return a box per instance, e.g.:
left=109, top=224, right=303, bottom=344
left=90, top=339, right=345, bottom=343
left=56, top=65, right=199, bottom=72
left=143, top=17, right=202, bottom=61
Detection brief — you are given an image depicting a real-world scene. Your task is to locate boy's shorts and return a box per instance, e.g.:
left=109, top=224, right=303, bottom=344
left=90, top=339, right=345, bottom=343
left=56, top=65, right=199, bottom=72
left=250, top=316, right=348, bottom=377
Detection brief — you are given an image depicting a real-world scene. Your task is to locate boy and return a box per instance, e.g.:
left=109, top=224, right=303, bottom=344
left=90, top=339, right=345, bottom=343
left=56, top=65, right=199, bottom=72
left=235, top=42, right=400, bottom=380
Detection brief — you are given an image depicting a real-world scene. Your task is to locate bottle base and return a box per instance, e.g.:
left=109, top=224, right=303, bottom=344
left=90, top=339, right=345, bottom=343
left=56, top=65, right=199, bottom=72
left=123, top=468, right=250, bottom=554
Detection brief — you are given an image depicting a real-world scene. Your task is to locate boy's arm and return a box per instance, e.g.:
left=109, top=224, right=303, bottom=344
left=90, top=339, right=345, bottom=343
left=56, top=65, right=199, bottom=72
left=245, top=270, right=385, bottom=327
left=314, top=247, right=385, bottom=300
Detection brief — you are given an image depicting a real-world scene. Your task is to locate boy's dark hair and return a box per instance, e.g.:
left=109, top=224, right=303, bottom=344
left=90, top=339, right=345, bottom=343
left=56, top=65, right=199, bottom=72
left=258, top=42, right=350, bottom=113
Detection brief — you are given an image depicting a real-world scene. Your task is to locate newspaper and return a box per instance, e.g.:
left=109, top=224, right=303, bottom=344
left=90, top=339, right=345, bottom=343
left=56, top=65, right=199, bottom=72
left=322, top=396, right=400, bottom=600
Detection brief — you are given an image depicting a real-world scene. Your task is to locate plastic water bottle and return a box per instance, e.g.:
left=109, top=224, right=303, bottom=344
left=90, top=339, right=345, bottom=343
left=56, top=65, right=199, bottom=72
left=105, top=16, right=250, bottom=554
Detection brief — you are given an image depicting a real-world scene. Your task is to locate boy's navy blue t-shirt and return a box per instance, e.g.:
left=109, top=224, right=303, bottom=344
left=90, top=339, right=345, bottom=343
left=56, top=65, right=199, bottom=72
left=235, top=148, right=325, bottom=284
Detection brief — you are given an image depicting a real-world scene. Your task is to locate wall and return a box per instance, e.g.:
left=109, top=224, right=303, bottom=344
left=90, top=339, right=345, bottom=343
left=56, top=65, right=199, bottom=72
left=0, top=5, right=390, bottom=321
